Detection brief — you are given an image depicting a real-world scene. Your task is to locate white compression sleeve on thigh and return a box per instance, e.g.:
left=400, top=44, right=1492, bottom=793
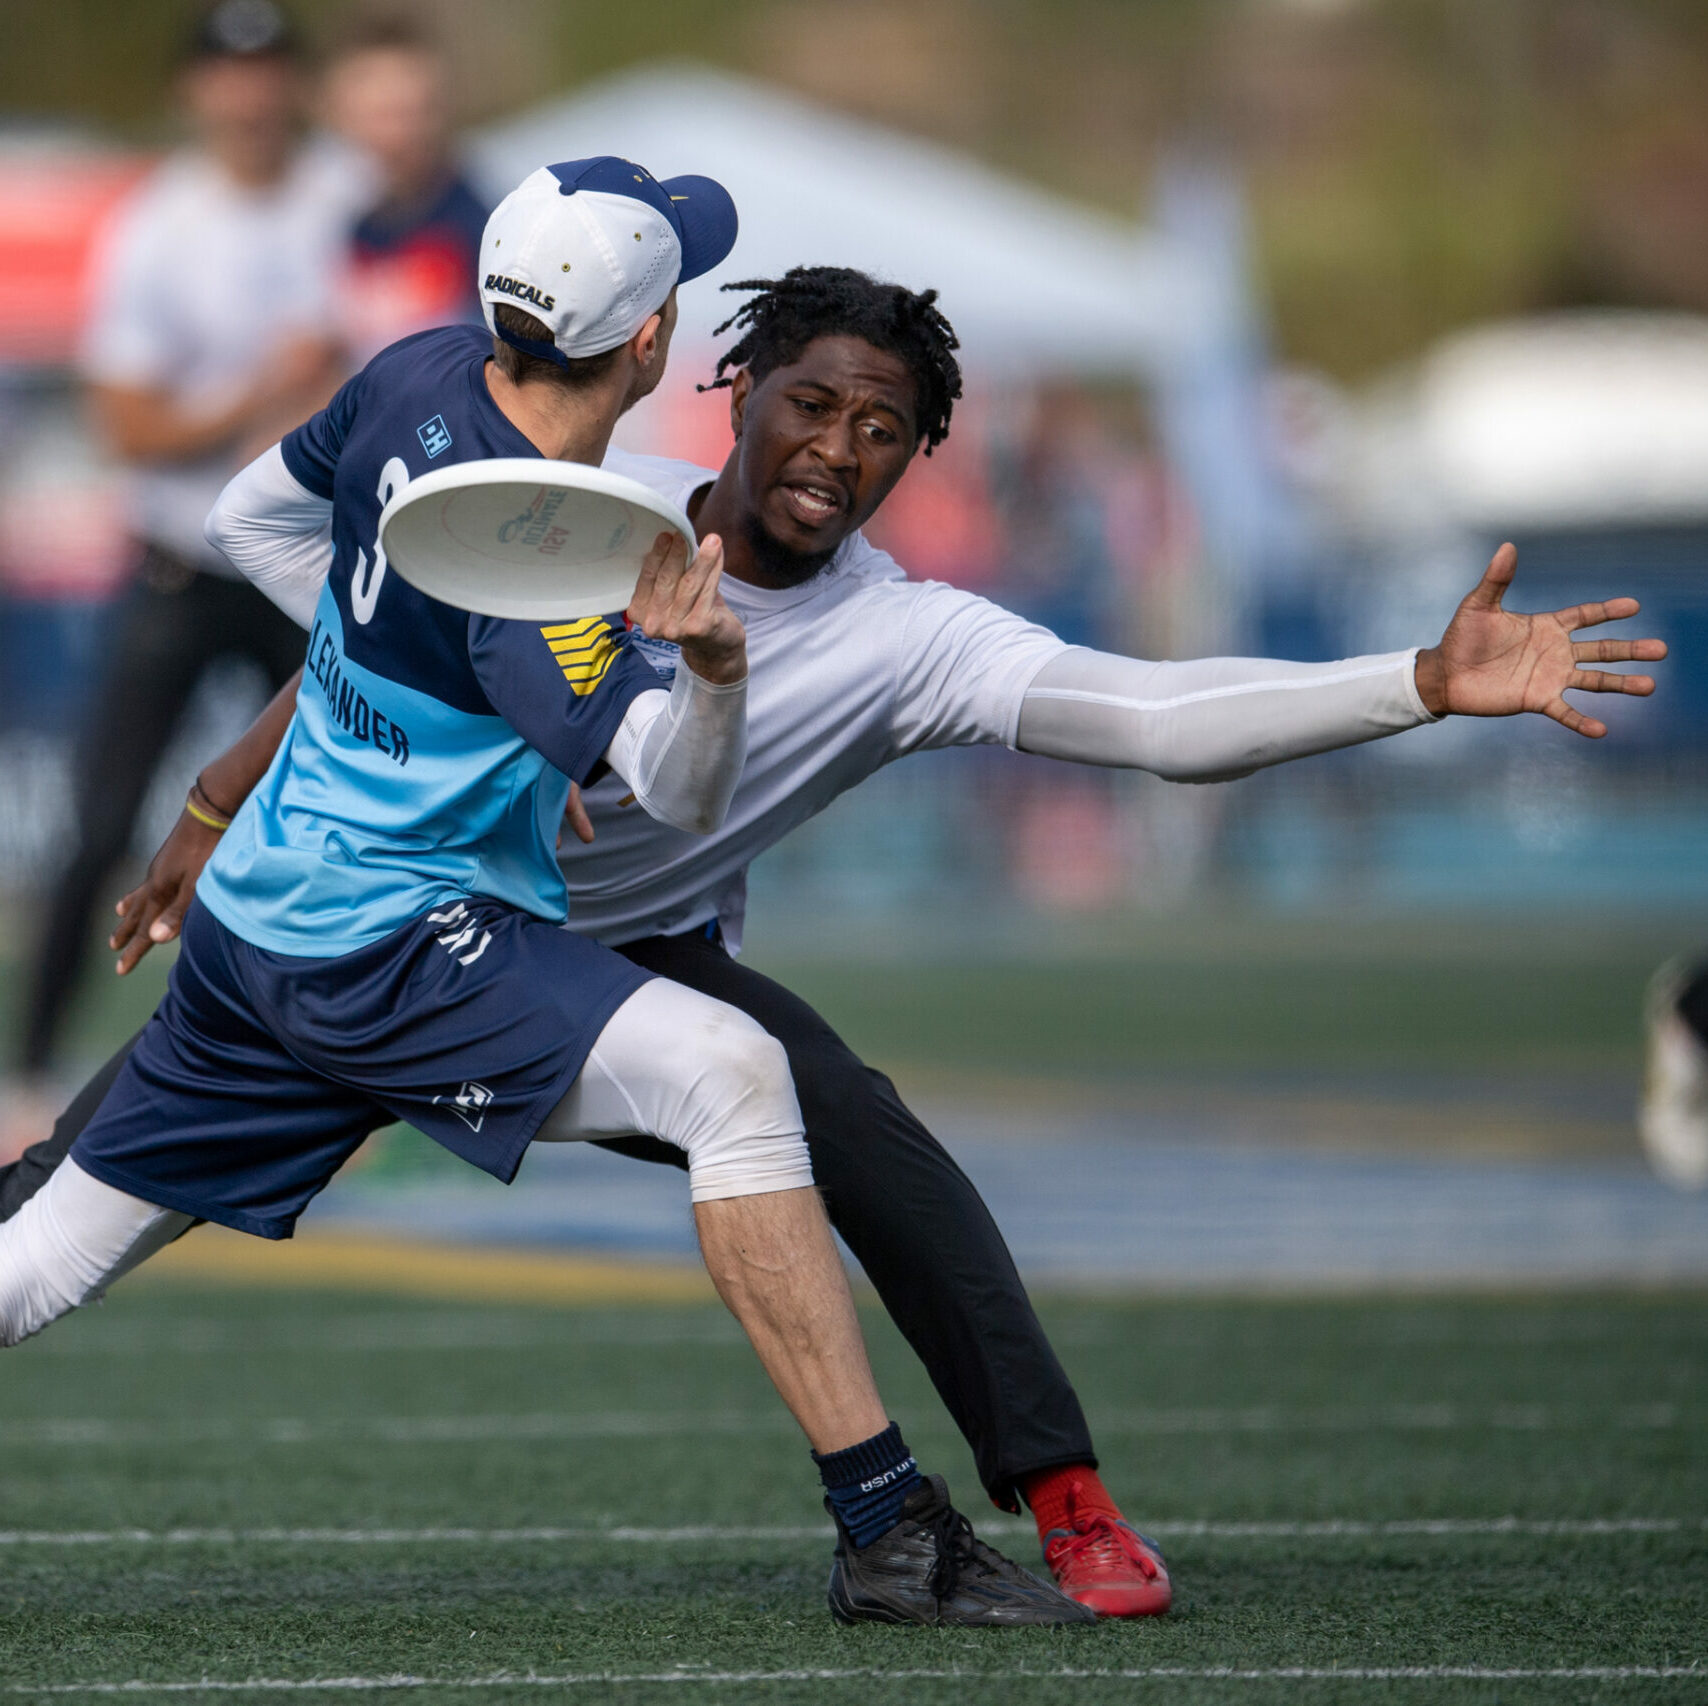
left=0, top=1159, right=194, bottom=1347
left=539, top=978, right=814, bottom=1203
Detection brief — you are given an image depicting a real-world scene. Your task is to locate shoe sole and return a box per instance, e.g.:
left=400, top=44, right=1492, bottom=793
left=1064, top=1584, right=1174, bottom=1617
left=828, top=1569, right=1096, bottom=1627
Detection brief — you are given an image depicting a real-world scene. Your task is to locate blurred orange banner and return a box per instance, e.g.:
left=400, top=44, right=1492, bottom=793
left=0, top=151, right=150, bottom=366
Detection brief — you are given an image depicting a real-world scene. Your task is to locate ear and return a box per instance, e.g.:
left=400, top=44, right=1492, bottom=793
left=729, top=367, right=753, bottom=440
left=631, top=311, right=666, bottom=371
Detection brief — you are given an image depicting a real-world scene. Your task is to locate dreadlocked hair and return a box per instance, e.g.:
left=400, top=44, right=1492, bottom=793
left=702, top=267, right=962, bottom=453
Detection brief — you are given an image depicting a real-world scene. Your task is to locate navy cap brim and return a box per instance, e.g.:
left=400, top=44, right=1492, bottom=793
left=660, top=175, right=738, bottom=283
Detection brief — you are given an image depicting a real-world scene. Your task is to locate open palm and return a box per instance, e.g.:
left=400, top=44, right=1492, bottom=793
left=1413, top=543, right=1667, bottom=738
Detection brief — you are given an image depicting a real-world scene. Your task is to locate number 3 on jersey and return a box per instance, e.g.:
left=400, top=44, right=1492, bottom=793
left=351, top=455, right=410, bottom=624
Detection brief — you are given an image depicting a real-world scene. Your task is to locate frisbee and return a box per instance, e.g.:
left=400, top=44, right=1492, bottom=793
left=377, top=458, right=697, bottom=621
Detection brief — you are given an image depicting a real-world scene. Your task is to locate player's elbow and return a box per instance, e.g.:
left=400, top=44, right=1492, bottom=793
left=636, top=789, right=730, bottom=836
left=202, top=487, right=242, bottom=566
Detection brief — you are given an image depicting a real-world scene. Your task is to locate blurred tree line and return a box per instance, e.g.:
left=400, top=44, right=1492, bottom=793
left=5, top=0, right=1707, bottom=379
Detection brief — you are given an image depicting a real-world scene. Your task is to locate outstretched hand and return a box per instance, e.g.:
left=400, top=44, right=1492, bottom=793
left=1412, top=543, right=1667, bottom=738
left=627, top=530, right=746, bottom=687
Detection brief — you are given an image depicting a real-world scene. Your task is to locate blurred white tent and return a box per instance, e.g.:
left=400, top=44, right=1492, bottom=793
left=471, top=65, right=1295, bottom=641
left=1353, top=312, right=1708, bottom=535
left=1418, top=314, right=1708, bottom=530
left=470, top=64, right=1207, bottom=378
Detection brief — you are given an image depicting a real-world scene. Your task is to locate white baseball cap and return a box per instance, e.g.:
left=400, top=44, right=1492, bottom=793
left=479, top=156, right=739, bottom=364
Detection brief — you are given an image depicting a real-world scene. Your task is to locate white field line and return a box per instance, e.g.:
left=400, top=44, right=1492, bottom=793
left=7, top=1666, right=1708, bottom=1692
left=1, top=1403, right=1689, bottom=1445
left=0, top=1517, right=1698, bottom=1546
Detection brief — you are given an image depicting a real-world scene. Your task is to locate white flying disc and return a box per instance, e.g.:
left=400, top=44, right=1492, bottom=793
left=377, top=458, right=697, bottom=621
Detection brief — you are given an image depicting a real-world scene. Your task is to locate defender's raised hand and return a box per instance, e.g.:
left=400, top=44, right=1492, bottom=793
left=627, top=530, right=746, bottom=686
left=1411, top=543, right=1667, bottom=738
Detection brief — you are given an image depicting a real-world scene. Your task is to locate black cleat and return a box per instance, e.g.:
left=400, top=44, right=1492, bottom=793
left=827, top=1473, right=1097, bottom=1627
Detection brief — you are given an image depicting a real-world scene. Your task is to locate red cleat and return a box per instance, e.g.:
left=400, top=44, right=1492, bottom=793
left=1043, top=1497, right=1173, bottom=1618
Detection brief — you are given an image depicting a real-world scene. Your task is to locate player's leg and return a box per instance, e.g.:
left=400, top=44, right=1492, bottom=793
left=542, top=975, right=882, bottom=1450
left=609, top=927, right=1169, bottom=1616
left=609, top=933, right=1093, bottom=1495
left=0, top=898, right=381, bottom=1347
left=0, top=1033, right=140, bottom=1220
left=0, top=1157, right=193, bottom=1346
left=538, top=974, right=1092, bottom=1626
left=18, top=556, right=216, bottom=1079
left=3, top=579, right=302, bottom=1194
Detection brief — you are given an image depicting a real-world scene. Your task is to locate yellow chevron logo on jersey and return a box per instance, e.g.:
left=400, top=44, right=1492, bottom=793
left=539, top=617, right=619, bottom=697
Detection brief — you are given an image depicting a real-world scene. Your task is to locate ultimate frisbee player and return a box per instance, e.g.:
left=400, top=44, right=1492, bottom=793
left=0, top=171, right=1092, bottom=1630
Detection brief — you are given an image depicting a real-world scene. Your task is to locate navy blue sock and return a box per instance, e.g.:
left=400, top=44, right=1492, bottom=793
left=814, top=1421, right=922, bottom=1549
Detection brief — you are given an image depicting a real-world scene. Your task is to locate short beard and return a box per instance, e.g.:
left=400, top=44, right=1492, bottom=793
left=742, top=509, right=840, bottom=588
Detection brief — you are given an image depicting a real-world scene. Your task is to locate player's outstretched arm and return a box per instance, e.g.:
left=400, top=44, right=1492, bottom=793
left=1014, top=543, right=1665, bottom=779
left=109, top=668, right=303, bottom=974
left=1411, top=542, right=1666, bottom=738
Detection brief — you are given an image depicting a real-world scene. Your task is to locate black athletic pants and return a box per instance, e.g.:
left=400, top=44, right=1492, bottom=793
left=0, top=926, right=1097, bottom=1507
left=19, top=546, right=306, bottom=1075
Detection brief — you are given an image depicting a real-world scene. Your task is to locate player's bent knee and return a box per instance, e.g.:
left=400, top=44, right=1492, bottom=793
left=678, top=1023, right=814, bottom=1204
left=556, top=981, right=813, bottom=1201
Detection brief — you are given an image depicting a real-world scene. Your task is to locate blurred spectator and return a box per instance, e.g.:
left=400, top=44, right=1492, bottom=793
left=8, top=0, right=360, bottom=1125
left=989, top=384, right=1127, bottom=651
left=322, top=15, right=488, bottom=363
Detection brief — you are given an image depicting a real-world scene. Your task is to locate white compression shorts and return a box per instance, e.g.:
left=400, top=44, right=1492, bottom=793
left=536, top=975, right=812, bottom=1202
left=0, top=977, right=812, bottom=1348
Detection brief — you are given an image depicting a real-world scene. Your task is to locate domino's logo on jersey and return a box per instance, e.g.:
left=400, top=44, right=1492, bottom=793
left=627, top=624, right=680, bottom=681
left=417, top=414, right=452, bottom=458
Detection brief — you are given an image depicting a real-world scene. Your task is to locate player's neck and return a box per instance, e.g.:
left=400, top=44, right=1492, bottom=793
left=483, top=359, right=626, bottom=465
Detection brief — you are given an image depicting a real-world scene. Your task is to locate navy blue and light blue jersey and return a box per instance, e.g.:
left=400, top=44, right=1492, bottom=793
left=197, top=324, right=659, bottom=958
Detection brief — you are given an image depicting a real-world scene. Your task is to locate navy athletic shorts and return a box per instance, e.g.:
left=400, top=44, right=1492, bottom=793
left=69, top=898, right=653, bottom=1238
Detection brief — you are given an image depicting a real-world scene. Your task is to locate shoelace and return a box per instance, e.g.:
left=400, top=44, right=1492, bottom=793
left=1048, top=1513, right=1160, bottom=1580
left=924, top=1501, right=980, bottom=1601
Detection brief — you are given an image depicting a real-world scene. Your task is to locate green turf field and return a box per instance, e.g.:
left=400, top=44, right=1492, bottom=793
left=3, top=1279, right=1704, bottom=1703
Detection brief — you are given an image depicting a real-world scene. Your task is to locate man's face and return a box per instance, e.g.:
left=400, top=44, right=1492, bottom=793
left=182, top=55, right=303, bottom=183
left=728, top=334, right=920, bottom=583
left=323, top=47, right=448, bottom=194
